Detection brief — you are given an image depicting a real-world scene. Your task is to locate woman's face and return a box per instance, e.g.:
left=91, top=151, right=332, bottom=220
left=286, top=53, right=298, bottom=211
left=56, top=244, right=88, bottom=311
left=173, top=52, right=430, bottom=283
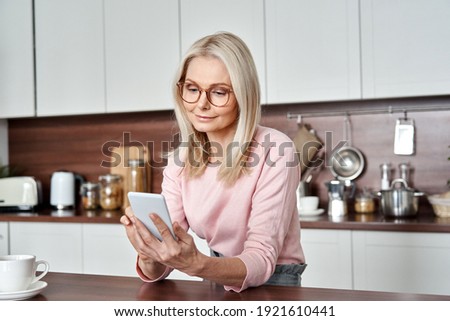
left=181, top=56, right=238, bottom=146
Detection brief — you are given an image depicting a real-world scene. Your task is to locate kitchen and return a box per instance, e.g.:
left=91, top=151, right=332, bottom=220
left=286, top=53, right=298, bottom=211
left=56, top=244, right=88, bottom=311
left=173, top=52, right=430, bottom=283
left=1, top=0, right=450, bottom=303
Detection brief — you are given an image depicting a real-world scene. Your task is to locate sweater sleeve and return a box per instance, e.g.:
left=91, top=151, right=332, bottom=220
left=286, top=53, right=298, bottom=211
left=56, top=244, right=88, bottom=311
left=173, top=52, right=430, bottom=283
left=225, top=138, right=301, bottom=292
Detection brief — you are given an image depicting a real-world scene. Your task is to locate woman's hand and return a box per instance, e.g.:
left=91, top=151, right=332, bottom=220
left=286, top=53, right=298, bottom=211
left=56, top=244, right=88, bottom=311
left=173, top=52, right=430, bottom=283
left=120, top=206, right=204, bottom=277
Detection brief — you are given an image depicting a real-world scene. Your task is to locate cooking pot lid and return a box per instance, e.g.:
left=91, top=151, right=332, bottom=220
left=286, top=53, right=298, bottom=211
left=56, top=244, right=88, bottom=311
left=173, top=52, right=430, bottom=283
left=330, top=146, right=365, bottom=181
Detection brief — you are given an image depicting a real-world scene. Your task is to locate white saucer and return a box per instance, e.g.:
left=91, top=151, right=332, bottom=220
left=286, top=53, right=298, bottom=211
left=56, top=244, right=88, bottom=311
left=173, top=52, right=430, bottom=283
left=299, top=208, right=325, bottom=217
left=0, top=281, right=47, bottom=301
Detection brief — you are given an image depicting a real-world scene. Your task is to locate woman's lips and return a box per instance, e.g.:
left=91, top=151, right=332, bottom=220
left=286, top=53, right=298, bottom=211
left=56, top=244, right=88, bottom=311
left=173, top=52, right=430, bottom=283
left=195, top=114, right=217, bottom=121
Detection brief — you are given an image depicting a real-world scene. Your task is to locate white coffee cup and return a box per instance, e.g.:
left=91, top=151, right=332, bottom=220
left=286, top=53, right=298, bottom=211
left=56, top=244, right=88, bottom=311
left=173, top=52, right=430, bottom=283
left=299, top=196, right=319, bottom=212
left=0, top=255, right=50, bottom=292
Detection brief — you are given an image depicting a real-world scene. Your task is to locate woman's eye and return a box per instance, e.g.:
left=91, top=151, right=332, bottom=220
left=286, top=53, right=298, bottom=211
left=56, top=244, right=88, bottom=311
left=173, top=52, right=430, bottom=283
left=186, top=85, right=199, bottom=93
left=211, top=88, right=227, bottom=96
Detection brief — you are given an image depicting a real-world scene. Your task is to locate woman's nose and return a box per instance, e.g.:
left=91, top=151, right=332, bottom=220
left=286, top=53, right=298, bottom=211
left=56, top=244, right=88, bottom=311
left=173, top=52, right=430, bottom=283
left=196, top=91, right=210, bottom=109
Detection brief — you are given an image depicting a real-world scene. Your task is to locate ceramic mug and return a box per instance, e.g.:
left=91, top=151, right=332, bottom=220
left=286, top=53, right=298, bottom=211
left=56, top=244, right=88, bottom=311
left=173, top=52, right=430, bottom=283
left=299, top=196, right=319, bottom=212
left=0, top=255, right=50, bottom=292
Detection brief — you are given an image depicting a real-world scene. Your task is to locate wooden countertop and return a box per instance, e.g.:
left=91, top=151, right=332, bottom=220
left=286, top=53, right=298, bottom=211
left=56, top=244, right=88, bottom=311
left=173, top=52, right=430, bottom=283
left=299, top=210, right=450, bottom=233
left=0, top=208, right=123, bottom=224
left=1, top=206, right=450, bottom=232
left=29, top=272, right=450, bottom=301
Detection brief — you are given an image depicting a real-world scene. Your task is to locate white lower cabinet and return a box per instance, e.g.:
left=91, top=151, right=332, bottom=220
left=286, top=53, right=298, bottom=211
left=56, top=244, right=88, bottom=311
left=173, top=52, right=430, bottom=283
left=83, top=225, right=209, bottom=280
left=302, top=228, right=450, bottom=295
left=82, top=224, right=137, bottom=276
left=10, top=221, right=449, bottom=293
left=352, top=231, right=450, bottom=296
left=300, top=229, right=353, bottom=290
left=9, top=222, right=83, bottom=273
left=8, top=222, right=210, bottom=280
left=0, top=222, right=9, bottom=256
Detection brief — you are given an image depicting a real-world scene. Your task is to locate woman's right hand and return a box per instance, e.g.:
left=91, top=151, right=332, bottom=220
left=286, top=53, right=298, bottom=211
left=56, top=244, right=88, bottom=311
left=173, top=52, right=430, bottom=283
left=120, top=206, right=168, bottom=279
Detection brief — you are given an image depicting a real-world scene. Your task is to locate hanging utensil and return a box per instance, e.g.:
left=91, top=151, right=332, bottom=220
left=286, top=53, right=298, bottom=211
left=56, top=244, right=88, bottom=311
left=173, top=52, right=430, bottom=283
left=329, top=115, right=365, bottom=182
left=394, top=111, right=415, bottom=155
left=292, top=116, right=323, bottom=173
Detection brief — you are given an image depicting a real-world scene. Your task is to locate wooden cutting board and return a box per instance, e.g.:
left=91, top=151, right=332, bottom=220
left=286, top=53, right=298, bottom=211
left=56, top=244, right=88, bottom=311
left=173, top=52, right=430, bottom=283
left=110, top=145, right=151, bottom=209
left=292, top=124, right=323, bottom=173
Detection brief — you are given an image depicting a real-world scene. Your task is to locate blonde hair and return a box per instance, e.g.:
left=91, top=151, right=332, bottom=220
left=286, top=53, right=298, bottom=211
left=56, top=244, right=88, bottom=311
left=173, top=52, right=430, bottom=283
left=172, top=32, right=261, bottom=184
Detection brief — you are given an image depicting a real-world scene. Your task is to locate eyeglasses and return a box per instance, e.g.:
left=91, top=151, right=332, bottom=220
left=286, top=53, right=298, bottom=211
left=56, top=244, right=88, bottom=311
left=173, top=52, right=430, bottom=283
left=177, top=81, right=234, bottom=107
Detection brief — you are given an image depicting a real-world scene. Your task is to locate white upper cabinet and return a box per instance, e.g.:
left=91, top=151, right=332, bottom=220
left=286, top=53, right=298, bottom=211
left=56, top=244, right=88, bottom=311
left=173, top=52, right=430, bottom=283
left=265, top=0, right=361, bottom=104
left=0, top=0, right=35, bottom=118
left=35, top=0, right=106, bottom=116
left=104, top=0, right=180, bottom=112
left=180, top=0, right=266, bottom=104
left=360, top=0, right=450, bottom=99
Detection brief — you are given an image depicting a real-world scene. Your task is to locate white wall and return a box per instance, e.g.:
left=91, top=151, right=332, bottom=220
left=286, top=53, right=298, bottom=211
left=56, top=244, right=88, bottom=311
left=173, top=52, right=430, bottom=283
left=0, top=119, right=8, bottom=165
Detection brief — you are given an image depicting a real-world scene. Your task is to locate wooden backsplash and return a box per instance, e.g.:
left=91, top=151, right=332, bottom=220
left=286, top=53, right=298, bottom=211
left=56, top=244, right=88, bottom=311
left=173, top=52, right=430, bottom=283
left=8, top=96, right=450, bottom=208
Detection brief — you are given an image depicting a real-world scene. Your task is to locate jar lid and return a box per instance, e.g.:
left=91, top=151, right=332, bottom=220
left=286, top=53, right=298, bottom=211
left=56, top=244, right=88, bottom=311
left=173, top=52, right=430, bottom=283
left=98, top=174, right=122, bottom=182
left=128, top=159, right=145, bottom=166
left=81, top=182, right=100, bottom=189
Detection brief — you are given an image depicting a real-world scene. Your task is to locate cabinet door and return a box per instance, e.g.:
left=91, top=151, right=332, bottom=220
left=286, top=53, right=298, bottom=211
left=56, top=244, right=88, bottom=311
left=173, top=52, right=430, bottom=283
left=0, top=222, right=8, bottom=255
left=266, top=0, right=361, bottom=104
left=0, top=0, right=35, bottom=118
left=180, top=0, right=266, bottom=104
left=353, top=231, right=450, bottom=295
left=300, top=229, right=353, bottom=289
left=361, top=0, right=450, bottom=98
left=83, top=223, right=137, bottom=276
left=9, top=222, right=83, bottom=273
left=104, top=0, right=180, bottom=112
left=35, top=0, right=105, bottom=116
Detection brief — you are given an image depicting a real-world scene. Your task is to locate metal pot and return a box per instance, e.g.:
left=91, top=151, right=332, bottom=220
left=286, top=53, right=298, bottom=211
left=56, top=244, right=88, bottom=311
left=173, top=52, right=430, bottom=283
left=377, top=178, right=424, bottom=217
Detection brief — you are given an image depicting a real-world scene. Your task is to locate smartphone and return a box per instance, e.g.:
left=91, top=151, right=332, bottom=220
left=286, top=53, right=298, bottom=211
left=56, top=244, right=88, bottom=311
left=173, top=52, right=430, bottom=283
left=127, top=192, right=175, bottom=241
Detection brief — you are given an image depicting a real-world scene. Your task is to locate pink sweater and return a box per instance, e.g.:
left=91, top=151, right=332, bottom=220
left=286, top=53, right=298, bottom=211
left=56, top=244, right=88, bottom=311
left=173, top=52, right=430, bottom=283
left=138, top=126, right=305, bottom=292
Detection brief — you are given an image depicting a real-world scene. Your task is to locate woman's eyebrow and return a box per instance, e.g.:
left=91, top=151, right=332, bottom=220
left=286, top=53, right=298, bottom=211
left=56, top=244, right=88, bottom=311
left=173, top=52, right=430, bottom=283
left=184, top=78, right=231, bottom=87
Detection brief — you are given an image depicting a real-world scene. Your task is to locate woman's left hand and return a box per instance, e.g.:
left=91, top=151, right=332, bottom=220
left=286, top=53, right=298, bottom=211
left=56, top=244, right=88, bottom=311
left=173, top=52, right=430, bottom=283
left=131, top=213, right=203, bottom=276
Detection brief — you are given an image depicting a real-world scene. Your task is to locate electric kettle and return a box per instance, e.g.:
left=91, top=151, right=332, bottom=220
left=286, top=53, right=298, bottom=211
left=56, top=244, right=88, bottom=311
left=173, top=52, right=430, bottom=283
left=50, top=171, right=84, bottom=209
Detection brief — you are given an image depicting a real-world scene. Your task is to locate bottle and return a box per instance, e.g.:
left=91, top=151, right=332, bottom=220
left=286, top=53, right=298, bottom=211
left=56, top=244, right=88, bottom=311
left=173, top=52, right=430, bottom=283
left=380, top=163, right=392, bottom=190
left=80, top=182, right=100, bottom=210
left=99, top=174, right=123, bottom=210
left=128, top=159, right=147, bottom=193
left=399, top=163, right=411, bottom=185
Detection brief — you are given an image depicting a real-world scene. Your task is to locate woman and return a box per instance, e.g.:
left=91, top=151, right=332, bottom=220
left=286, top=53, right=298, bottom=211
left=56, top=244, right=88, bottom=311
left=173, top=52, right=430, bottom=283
left=121, top=32, right=306, bottom=292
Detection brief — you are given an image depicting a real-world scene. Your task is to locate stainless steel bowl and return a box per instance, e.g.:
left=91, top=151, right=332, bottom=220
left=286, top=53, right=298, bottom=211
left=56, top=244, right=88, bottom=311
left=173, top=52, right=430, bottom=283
left=330, top=146, right=365, bottom=181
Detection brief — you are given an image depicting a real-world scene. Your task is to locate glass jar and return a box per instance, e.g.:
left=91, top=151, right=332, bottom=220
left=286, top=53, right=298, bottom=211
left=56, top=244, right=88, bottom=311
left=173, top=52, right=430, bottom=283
left=128, top=159, right=147, bottom=193
left=99, top=174, right=123, bottom=210
left=354, top=193, right=375, bottom=214
left=80, top=182, right=100, bottom=210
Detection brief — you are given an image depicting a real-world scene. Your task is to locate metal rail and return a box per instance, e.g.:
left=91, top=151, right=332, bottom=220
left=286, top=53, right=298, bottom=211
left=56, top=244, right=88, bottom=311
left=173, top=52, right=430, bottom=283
left=287, top=104, right=450, bottom=121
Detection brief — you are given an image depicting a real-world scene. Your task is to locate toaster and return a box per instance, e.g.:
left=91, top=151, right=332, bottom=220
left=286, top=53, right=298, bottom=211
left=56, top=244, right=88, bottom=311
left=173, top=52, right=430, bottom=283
left=0, top=176, right=42, bottom=211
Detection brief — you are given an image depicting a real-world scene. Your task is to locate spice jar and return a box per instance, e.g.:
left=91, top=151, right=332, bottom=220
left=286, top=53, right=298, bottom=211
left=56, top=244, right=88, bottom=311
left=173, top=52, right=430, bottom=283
left=80, top=182, right=100, bottom=210
left=99, top=174, right=123, bottom=210
left=128, top=159, right=147, bottom=193
left=354, top=189, right=375, bottom=214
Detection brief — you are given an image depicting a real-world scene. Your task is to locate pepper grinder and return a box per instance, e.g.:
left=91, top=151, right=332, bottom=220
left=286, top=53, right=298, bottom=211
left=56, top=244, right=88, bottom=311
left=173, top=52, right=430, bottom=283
left=399, top=163, right=411, bottom=186
left=380, top=163, right=392, bottom=190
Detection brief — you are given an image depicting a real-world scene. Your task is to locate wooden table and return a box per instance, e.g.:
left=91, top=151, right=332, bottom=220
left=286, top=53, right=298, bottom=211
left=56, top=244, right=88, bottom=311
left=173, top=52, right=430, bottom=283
left=30, top=272, right=450, bottom=301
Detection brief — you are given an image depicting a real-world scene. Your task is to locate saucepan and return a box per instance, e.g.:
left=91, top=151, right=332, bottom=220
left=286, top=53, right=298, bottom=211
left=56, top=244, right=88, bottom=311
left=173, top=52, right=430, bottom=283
left=377, top=178, right=424, bottom=217
left=329, top=116, right=365, bottom=181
